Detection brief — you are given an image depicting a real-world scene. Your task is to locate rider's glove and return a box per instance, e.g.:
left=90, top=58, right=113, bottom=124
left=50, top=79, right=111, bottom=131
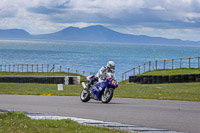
left=99, top=75, right=105, bottom=80
left=95, top=77, right=98, bottom=81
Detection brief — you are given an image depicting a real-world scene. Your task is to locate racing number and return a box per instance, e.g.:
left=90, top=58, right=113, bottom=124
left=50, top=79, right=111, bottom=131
left=111, top=80, right=117, bottom=86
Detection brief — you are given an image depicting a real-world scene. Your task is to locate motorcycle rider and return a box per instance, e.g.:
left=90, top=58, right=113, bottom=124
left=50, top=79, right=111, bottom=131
left=85, top=61, right=116, bottom=91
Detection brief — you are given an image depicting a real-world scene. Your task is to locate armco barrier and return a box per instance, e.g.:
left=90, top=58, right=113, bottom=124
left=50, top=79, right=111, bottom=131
left=129, top=74, right=200, bottom=84
left=0, top=76, right=80, bottom=85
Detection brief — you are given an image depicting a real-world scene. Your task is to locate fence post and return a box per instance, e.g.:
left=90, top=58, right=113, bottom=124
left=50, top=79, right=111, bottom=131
left=68, top=68, right=70, bottom=73
left=172, top=59, right=174, bottom=69
left=164, top=60, right=166, bottom=69
left=189, top=58, right=191, bottom=68
left=139, top=66, right=140, bottom=74
left=42, top=64, right=43, bottom=72
left=149, top=61, right=151, bottom=71
left=32, top=64, right=33, bottom=72
left=180, top=58, right=182, bottom=68
left=60, top=66, right=62, bottom=72
left=53, top=64, right=55, bottom=72
left=47, top=64, right=49, bottom=72
left=156, top=60, right=158, bottom=70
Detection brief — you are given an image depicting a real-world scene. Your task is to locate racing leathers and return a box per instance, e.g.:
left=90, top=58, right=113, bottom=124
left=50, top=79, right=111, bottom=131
left=85, top=66, right=115, bottom=91
left=95, top=66, right=115, bottom=82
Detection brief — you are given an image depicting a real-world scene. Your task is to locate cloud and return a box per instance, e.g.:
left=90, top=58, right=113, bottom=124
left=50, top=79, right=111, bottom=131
left=150, top=6, right=165, bottom=10
left=0, top=0, right=200, bottom=41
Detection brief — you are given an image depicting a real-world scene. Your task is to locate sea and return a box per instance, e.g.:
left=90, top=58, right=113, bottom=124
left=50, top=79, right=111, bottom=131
left=0, top=39, right=200, bottom=81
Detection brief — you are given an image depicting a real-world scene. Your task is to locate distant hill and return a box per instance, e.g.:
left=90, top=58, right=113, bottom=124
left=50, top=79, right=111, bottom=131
left=0, top=29, right=30, bottom=39
left=0, top=25, right=199, bottom=45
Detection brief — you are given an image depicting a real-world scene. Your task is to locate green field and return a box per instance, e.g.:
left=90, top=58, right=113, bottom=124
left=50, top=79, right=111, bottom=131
left=138, top=68, right=200, bottom=76
left=0, top=111, right=126, bottom=133
left=0, top=70, right=200, bottom=102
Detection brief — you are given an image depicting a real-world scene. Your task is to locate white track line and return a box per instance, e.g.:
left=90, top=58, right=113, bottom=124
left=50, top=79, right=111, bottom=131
left=28, top=115, right=185, bottom=133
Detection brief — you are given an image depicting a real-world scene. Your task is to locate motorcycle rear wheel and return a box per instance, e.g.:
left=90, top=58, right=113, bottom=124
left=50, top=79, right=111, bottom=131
left=80, top=89, right=90, bottom=102
left=101, top=88, right=113, bottom=103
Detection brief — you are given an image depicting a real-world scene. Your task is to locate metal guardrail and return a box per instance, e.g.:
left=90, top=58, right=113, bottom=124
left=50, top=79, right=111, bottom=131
left=122, top=57, right=200, bottom=81
left=0, top=64, right=94, bottom=76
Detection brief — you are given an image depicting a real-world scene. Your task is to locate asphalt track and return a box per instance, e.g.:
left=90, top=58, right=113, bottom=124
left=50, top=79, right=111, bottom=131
left=0, top=95, right=200, bottom=133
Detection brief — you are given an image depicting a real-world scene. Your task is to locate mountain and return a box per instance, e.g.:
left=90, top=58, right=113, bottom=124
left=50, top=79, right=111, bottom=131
left=0, top=29, right=31, bottom=39
left=0, top=25, right=199, bottom=45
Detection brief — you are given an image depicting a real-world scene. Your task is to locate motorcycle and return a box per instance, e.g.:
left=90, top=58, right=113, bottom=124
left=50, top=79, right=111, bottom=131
left=80, top=73, right=118, bottom=103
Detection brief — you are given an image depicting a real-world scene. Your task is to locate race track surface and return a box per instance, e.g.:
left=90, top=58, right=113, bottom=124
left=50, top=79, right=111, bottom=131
left=0, top=95, right=199, bottom=133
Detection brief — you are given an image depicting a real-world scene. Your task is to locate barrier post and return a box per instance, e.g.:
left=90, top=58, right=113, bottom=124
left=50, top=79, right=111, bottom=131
left=164, top=60, right=166, bottom=69
left=180, top=58, right=182, bottom=68
left=156, top=60, right=158, bottom=70
left=189, top=58, right=191, bottom=68
left=149, top=61, right=151, bottom=71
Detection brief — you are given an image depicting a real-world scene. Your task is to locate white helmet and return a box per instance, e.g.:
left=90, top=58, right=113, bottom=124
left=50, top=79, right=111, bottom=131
left=107, top=61, right=115, bottom=70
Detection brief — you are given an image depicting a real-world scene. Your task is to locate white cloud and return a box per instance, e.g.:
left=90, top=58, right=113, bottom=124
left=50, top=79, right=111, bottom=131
left=0, top=0, right=200, bottom=41
left=150, top=6, right=165, bottom=10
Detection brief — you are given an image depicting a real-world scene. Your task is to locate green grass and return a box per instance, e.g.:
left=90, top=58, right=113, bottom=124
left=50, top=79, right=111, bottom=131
left=116, top=80, right=200, bottom=101
left=0, top=82, right=200, bottom=101
left=0, top=71, right=200, bottom=102
left=0, top=83, right=82, bottom=96
left=139, top=68, right=200, bottom=76
left=0, top=111, right=126, bottom=133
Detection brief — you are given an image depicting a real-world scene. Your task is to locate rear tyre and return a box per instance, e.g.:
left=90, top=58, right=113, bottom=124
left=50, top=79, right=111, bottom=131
left=101, top=88, right=113, bottom=103
left=80, top=89, right=90, bottom=102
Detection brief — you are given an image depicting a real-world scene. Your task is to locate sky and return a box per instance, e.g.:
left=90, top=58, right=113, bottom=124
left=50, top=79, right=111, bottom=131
left=0, top=0, right=200, bottom=41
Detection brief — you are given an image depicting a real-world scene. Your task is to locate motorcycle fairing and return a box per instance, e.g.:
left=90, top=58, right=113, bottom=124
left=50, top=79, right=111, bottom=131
left=91, top=82, right=107, bottom=100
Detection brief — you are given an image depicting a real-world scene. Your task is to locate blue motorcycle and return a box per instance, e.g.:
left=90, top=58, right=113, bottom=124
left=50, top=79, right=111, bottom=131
left=80, top=74, right=118, bottom=103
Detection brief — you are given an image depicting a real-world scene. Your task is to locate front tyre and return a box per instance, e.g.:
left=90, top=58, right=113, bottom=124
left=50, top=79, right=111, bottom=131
left=80, top=89, right=90, bottom=102
left=101, top=88, right=113, bottom=103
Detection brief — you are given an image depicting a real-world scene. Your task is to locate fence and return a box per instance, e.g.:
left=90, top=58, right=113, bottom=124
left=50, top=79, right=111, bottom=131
left=0, top=64, right=94, bottom=76
left=122, top=57, right=200, bottom=81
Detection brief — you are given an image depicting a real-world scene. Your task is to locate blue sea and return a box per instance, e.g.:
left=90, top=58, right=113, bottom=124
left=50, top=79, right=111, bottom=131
left=0, top=39, right=200, bottom=81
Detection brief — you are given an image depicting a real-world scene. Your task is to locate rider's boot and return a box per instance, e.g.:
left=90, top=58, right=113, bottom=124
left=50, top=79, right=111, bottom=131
left=85, top=77, right=95, bottom=91
left=85, top=83, right=91, bottom=91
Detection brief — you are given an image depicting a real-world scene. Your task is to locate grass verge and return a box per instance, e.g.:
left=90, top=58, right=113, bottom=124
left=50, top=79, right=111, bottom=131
left=138, top=68, right=200, bottom=76
left=0, top=71, right=200, bottom=102
left=0, top=111, right=126, bottom=133
left=0, top=82, right=200, bottom=102
left=116, top=80, right=200, bottom=101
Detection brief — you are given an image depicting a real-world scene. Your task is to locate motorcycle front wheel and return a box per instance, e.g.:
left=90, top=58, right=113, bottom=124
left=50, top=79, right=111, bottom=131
left=80, top=89, right=90, bottom=102
left=101, top=88, right=113, bottom=103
